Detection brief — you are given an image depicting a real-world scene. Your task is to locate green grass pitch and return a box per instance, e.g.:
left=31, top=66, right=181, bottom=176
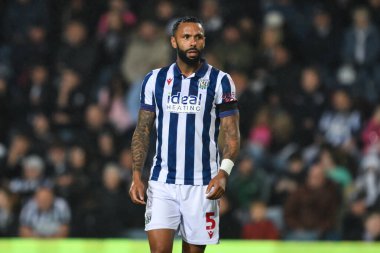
left=0, top=239, right=380, bottom=253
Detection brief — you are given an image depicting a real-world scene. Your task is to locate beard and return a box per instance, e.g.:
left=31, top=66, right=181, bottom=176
left=177, top=47, right=202, bottom=65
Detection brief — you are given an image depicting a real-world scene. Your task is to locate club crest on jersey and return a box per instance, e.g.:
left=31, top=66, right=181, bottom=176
left=166, top=92, right=202, bottom=113
left=198, top=78, right=209, bottom=89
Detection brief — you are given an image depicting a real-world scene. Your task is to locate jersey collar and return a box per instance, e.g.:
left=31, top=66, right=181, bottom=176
left=174, top=59, right=209, bottom=78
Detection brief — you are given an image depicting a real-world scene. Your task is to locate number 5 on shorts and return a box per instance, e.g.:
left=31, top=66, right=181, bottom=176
left=206, top=212, right=216, bottom=230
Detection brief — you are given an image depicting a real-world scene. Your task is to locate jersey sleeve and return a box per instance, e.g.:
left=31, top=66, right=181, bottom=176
left=215, top=73, right=239, bottom=118
left=140, top=71, right=156, bottom=112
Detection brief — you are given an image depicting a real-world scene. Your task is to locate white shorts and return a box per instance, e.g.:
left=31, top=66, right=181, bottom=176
left=145, top=180, right=219, bottom=245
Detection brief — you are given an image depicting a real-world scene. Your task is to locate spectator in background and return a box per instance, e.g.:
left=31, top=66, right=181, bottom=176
left=10, top=64, right=52, bottom=128
left=363, top=212, right=380, bottom=241
left=80, top=104, right=112, bottom=157
left=291, top=67, right=326, bottom=147
left=118, top=146, right=133, bottom=184
left=121, top=20, right=170, bottom=121
left=19, top=187, right=70, bottom=238
left=369, top=0, right=380, bottom=29
left=353, top=154, right=380, bottom=210
left=342, top=6, right=380, bottom=103
left=262, top=0, right=308, bottom=43
left=51, top=69, right=87, bottom=142
left=9, top=155, right=50, bottom=203
left=303, top=7, right=340, bottom=70
left=0, top=78, right=10, bottom=142
left=242, top=201, right=280, bottom=240
left=121, top=20, right=170, bottom=85
left=248, top=107, right=272, bottom=168
left=0, top=188, right=17, bottom=237
left=210, top=25, right=253, bottom=73
left=153, top=0, right=177, bottom=34
left=230, top=70, right=257, bottom=139
left=94, top=131, right=118, bottom=175
left=45, top=141, right=68, bottom=178
left=269, top=108, right=295, bottom=171
left=269, top=153, right=306, bottom=207
left=252, top=25, right=283, bottom=70
left=284, top=164, right=340, bottom=240
left=342, top=6, right=380, bottom=68
left=61, top=0, right=99, bottom=35
left=237, top=16, right=259, bottom=47
left=55, top=144, right=90, bottom=236
left=318, top=145, right=352, bottom=189
left=267, top=45, right=300, bottom=102
left=200, top=0, right=223, bottom=45
left=96, top=11, right=128, bottom=94
left=361, top=105, right=380, bottom=154
left=228, top=156, right=270, bottom=209
left=98, top=75, right=134, bottom=134
left=2, top=133, right=31, bottom=179
left=97, top=0, right=136, bottom=37
left=55, top=145, right=90, bottom=209
left=319, top=89, right=361, bottom=152
left=25, top=64, right=53, bottom=117
left=11, top=23, right=50, bottom=80
left=93, top=163, right=130, bottom=237
left=56, top=20, right=97, bottom=80
left=342, top=193, right=366, bottom=241
left=219, top=196, right=241, bottom=239
left=30, top=113, right=53, bottom=156
left=2, top=0, right=49, bottom=45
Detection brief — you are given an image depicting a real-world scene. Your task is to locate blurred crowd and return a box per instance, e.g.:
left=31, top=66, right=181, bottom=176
left=1, top=0, right=380, bottom=241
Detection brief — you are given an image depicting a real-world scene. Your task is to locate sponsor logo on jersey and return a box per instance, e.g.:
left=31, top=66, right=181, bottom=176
left=167, top=78, right=173, bottom=85
left=166, top=92, right=202, bottom=113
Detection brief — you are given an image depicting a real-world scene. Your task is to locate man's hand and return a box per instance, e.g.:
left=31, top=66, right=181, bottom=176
left=129, top=173, right=146, bottom=205
left=206, top=170, right=228, bottom=200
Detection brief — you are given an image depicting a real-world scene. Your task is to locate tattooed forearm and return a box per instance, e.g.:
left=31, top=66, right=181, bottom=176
left=131, top=110, right=155, bottom=172
left=220, top=114, right=240, bottom=161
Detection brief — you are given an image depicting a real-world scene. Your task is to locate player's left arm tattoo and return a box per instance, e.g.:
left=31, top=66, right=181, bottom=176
left=131, top=109, right=156, bottom=173
left=219, top=114, right=240, bottom=161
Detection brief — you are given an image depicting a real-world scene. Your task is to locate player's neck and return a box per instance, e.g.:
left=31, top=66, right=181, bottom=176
left=176, top=59, right=202, bottom=77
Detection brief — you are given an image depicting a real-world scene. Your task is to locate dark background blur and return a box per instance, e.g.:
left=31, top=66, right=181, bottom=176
left=1, top=0, right=380, bottom=241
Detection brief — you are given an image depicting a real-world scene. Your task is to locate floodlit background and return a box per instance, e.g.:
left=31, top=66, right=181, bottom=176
left=1, top=0, right=380, bottom=251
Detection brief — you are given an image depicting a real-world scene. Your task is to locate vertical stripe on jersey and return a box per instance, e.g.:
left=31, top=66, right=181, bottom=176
left=151, top=67, right=170, bottom=181
left=214, top=117, right=220, bottom=170
left=140, top=71, right=153, bottom=104
left=184, top=76, right=200, bottom=185
left=166, top=75, right=182, bottom=183
left=202, top=68, right=219, bottom=185
left=220, top=74, right=232, bottom=95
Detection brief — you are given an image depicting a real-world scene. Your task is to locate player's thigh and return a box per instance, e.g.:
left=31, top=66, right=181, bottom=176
left=147, top=229, right=176, bottom=253
left=182, top=240, right=206, bottom=253
left=179, top=185, right=219, bottom=245
left=145, top=181, right=181, bottom=231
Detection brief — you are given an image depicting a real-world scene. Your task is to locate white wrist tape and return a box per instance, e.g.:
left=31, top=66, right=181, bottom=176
left=220, top=159, right=234, bottom=175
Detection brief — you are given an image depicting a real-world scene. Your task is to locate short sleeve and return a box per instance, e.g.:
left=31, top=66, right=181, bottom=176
left=140, top=71, right=156, bottom=112
left=215, top=74, right=239, bottom=118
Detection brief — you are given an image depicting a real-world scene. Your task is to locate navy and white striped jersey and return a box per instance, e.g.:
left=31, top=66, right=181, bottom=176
left=140, top=60, right=238, bottom=185
left=19, top=197, right=70, bottom=236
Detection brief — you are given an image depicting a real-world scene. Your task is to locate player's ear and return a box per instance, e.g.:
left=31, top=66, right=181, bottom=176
left=171, top=36, right=177, bottom=49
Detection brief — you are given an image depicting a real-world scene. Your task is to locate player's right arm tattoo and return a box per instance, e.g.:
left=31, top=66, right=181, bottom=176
left=131, top=110, right=156, bottom=173
left=220, top=114, right=240, bottom=161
